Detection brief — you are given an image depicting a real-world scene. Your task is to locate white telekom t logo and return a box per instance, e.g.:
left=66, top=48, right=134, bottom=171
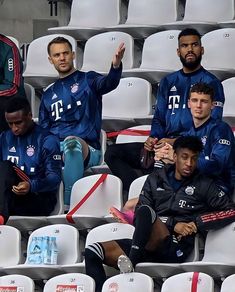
left=179, top=200, right=186, bottom=208
left=168, top=95, right=180, bottom=114
left=51, top=100, right=63, bottom=121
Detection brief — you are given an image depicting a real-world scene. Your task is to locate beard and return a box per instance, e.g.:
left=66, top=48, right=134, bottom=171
left=179, top=53, right=202, bottom=71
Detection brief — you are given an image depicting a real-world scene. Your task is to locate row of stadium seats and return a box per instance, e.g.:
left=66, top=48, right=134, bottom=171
left=24, top=75, right=235, bottom=127
left=2, top=221, right=235, bottom=290
left=20, top=28, right=235, bottom=90
left=1, top=271, right=235, bottom=291
left=48, top=0, right=235, bottom=39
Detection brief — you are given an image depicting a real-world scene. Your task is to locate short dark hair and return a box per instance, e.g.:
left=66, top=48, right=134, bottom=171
left=173, top=136, right=203, bottom=153
left=47, top=36, right=72, bottom=55
left=5, top=96, right=31, bottom=115
left=190, top=82, right=215, bottom=101
left=178, top=28, right=201, bottom=43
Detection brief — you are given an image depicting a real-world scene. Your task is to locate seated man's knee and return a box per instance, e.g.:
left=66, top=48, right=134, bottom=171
left=135, top=205, right=156, bottom=224
left=85, top=243, right=104, bottom=262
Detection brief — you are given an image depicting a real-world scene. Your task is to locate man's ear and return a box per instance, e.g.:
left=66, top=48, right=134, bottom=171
left=188, top=99, right=191, bottom=109
left=173, top=152, right=177, bottom=163
left=201, top=46, right=204, bottom=56
left=177, top=48, right=180, bottom=57
left=48, top=56, right=53, bottom=64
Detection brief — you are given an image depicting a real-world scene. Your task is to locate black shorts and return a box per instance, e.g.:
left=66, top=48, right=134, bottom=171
left=116, top=234, right=194, bottom=264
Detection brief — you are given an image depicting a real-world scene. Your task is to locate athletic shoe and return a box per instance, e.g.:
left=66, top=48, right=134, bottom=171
left=110, top=207, right=134, bottom=225
left=117, top=254, right=134, bottom=273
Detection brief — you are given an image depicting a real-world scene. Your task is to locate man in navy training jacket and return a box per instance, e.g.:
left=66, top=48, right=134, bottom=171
left=105, top=28, right=225, bottom=195
left=0, top=97, right=62, bottom=224
left=39, top=36, right=125, bottom=207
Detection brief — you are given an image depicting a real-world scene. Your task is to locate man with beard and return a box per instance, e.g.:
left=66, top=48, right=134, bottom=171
left=105, top=28, right=225, bottom=197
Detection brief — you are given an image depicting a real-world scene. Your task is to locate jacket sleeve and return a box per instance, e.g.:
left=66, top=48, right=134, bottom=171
left=197, top=123, right=234, bottom=176
left=196, top=180, right=235, bottom=231
left=88, top=64, right=122, bottom=96
left=39, top=92, right=52, bottom=130
left=0, top=41, right=24, bottom=96
left=150, top=78, right=168, bottom=139
left=209, top=79, right=224, bottom=120
left=29, top=135, right=62, bottom=193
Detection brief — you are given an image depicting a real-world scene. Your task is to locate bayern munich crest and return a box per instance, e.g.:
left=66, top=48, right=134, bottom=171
left=185, top=186, right=195, bottom=196
left=26, top=145, right=35, bottom=157
left=201, top=136, right=207, bottom=146
left=71, top=83, right=79, bottom=93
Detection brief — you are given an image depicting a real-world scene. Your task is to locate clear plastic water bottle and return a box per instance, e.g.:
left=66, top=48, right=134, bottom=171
left=27, top=236, right=43, bottom=264
left=42, top=236, right=51, bottom=265
left=50, top=237, right=58, bottom=265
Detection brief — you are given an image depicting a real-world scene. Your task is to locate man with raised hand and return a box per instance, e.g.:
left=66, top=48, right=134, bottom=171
left=39, top=36, right=125, bottom=207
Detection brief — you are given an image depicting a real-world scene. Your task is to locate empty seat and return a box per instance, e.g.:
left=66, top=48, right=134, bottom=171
left=116, top=125, right=151, bottom=144
left=102, top=77, right=153, bottom=122
left=159, top=0, right=234, bottom=34
left=62, top=222, right=134, bottom=274
left=106, top=0, right=179, bottom=38
left=222, top=77, right=235, bottom=117
left=161, top=272, right=214, bottom=292
left=0, top=274, right=35, bottom=292
left=43, top=273, right=95, bottom=292
left=181, top=222, right=235, bottom=279
left=123, top=30, right=181, bottom=83
left=48, top=0, right=121, bottom=40
left=47, top=174, right=123, bottom=230
left=220, top=274, right=235, bottom=292
left=81, top=31, right=134, bottom=73
left=201, top=28, right=235, bottom=80
left=4, top=224, right=80, bottom=280
left=102, top=272, right=154, bottom=292
left=23, top=34, right=78, bottom=89
left=0, top=226, right=21, bottom=272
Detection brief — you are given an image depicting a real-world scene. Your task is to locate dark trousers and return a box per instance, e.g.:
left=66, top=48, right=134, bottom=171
left=0, top=96, right=10, bottom=132
left=104, top=142, right=152, bottom=192
left=0, top=161, right=56, bottom=222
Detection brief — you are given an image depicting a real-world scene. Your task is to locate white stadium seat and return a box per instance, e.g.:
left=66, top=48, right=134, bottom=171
left=106, top=0, right=179, bottom=38
left=159, top=0, right=234, bottom=34
left=161, top=272, right=214, bottom=292
left=102, top=272, right=154, bottom=292
left=123, top=30, right=181, bottom=83
left=47, top=174, right=123, bottom=230
left=48, top=0, right=121, bottom=40
left=81, top=31, right=134, bottom=73
left=4, top=224, right=80, bottom=280
left=201, top=28, right=235, bottom=80
left=43, top=273, right=95, bottom=292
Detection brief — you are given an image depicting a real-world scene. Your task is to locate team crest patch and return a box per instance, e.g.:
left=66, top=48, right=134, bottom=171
left=185, top=186, right=195, bottom=195
left=26, top=145, right=35, bottom=157
left=71, top=83, right=79, bottom=93
left=201, top=136, right=207, bottom=146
